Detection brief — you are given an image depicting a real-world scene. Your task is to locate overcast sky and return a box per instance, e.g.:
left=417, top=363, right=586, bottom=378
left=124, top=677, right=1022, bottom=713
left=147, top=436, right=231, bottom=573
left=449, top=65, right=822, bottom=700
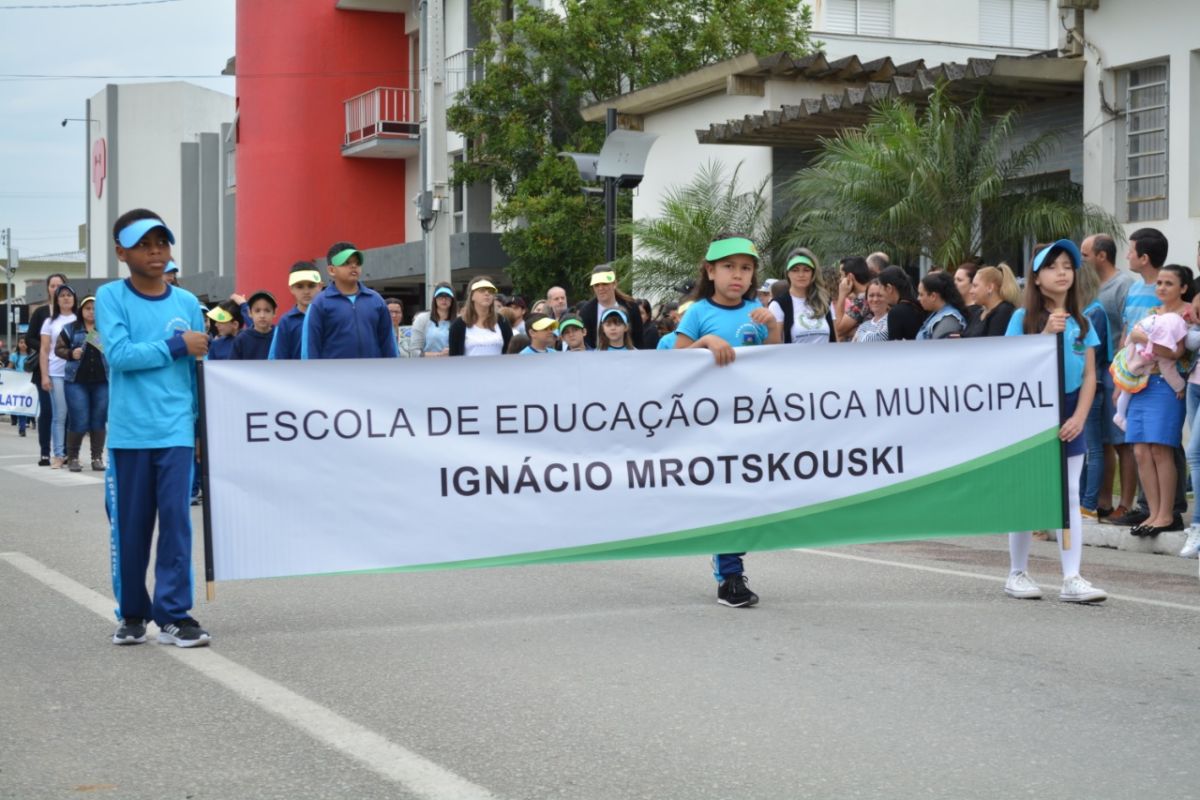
left=0, top=0, right=234, bottom=262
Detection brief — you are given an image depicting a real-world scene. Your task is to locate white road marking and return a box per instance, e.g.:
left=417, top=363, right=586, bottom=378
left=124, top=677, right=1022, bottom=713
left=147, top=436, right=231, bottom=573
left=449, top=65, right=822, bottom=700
left=795, top=548, right=1200, bottom=612
left=0, top=551, right=503, bottom=800
left=0, top=454, right=32, bottom=459
left=2, top=464, right=103, bottom=486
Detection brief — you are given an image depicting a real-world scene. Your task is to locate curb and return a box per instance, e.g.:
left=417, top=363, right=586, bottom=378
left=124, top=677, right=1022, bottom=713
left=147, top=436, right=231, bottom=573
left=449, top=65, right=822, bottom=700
left=1082, top=519, right=1191, bottom=556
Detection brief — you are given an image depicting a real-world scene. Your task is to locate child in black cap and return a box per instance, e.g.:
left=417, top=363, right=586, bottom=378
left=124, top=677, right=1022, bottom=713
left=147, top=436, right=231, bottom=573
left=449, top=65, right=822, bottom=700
left=231, top=291, right=277, bottom=360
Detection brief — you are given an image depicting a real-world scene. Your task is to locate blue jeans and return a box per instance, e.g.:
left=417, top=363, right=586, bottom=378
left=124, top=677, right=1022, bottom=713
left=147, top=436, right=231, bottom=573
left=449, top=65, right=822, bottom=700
left=64, top=381, right=108, bottom=433
left=49, top=376, right=68, bottom=457
left=1080, top=382, right=1104, bottom=510
left=1186, top=384, right=1200, bottom=525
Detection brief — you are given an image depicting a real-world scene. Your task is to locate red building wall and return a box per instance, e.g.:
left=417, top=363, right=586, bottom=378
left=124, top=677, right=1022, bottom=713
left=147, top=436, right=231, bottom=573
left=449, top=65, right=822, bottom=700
left=235, top=1, right=410, bottom=306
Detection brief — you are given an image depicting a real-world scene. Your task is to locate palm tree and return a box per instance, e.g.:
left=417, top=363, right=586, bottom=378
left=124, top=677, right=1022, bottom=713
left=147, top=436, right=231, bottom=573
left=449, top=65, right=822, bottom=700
left=781, top=84, right=1121, bottom=268
left=623, top=161, right=790, bottom=297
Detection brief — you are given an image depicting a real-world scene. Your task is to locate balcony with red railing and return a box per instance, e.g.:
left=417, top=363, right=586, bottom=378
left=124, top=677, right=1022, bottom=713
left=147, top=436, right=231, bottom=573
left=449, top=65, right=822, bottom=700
left=342, top=87, right=420, bottom=158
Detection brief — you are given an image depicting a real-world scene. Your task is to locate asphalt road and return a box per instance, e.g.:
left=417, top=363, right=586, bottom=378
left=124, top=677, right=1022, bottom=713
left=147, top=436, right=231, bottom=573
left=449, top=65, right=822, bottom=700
left=1, top=421, right=1198, bottom=800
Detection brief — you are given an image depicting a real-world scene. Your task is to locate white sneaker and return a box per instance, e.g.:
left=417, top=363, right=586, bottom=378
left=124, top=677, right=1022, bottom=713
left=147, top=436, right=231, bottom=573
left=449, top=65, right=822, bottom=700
left=1179, top=526, right=1200, bottom=559
left=1060, top=574, right=1107, bottom=603
left=1004, top=571, right=1043, bottom=599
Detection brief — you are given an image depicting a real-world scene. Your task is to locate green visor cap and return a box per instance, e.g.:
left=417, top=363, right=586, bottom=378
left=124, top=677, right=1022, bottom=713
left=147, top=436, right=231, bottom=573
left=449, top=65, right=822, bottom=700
left=330, top=248, right=364, bottom=267
left=786, top=254, right=816, bottom=270
left=559, top=317, right=585, bottom=331
left=705, top=237, right=759, bottom=263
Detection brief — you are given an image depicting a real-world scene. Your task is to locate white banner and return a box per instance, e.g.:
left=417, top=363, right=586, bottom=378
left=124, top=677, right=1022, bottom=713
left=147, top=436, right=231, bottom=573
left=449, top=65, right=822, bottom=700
left=202, top=338, right=1063, bottom=581
left=0, top=369, right=39, bottom=418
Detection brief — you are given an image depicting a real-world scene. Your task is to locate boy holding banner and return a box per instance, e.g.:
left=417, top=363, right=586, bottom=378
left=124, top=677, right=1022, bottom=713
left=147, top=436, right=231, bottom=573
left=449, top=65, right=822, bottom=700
left=98, top=208, right=213, bottom=647
left=300, top=242, right=397, bottom=359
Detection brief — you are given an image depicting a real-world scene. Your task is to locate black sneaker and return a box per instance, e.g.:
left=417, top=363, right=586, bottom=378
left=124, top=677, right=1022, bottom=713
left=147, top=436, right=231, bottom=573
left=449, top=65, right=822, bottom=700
left=190, top=492, right=203, bottom=507
left=717, top=574, right=759, bottom=608
left=1110, top=508, right=1148, bottom=526
left=157, top=617, right=212, bottom=648
left=37, top=456, right=50, bottom=467
left=112, top=618, right=147, bottom=645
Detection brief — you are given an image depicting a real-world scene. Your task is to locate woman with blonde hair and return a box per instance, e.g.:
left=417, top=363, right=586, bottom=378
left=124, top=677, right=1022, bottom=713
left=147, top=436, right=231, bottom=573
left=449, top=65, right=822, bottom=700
left=768, top=247, right=836, bottom=345
left=963, top=265, right=1019, bottom=337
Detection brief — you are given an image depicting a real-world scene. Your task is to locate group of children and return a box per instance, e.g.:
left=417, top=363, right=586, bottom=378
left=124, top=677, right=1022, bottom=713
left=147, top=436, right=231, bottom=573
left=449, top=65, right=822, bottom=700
left=95, top=202, right=1119, bottom=646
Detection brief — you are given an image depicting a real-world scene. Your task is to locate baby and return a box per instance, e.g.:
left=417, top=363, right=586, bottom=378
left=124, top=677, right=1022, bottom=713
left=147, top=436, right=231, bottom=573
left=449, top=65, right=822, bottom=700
left=1110, top=311, right=1189, bottom=431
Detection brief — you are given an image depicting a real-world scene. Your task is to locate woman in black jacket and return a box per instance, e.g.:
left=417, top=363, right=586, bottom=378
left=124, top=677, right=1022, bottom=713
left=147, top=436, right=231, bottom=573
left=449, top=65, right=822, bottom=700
left=578, top=264, right=643, bottom=350
left=25, top=273, right=67, bottom=466
left=876, top=266, right=926, bottom=341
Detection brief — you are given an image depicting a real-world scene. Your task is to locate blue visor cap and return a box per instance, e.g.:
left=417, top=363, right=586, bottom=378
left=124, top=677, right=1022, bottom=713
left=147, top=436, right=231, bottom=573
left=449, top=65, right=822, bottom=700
left=600, top=307, right=628, bottom=325
left=1032, top=238, right=1081, bottom=272
left=164, top=260, right=179, bottom=273
left=117, top=218, right=176, bottom=249
left=433, top=286, right=455, bottom=299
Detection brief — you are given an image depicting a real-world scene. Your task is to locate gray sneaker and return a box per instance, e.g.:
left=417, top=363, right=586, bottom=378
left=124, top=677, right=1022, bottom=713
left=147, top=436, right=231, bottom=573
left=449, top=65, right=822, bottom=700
left=112, top=618, right=147, bottom=645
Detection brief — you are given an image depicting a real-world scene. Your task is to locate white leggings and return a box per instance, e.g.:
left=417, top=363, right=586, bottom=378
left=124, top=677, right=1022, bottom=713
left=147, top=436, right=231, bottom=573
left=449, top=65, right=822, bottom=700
left=1009, top=454, right=1084, bottom=578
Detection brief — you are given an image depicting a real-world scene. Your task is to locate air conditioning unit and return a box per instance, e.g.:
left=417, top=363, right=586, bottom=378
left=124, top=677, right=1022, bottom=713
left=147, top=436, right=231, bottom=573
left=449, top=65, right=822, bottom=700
left=1058, top=0, right=1099, bottom=9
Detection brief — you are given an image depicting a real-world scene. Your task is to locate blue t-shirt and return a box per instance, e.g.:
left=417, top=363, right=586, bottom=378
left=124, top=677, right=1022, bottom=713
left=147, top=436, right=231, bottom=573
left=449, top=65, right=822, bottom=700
left=95, top=280, right=205, bottom=449
left=519, top=345, right=556, bottom=356
left=675, top=298, right=768, bottom=348
left=657, top=331, right=678, bottom=350
left=1005, top=308, right=1099, bottom=393
left=1121, top=280, right=1159, bottom=342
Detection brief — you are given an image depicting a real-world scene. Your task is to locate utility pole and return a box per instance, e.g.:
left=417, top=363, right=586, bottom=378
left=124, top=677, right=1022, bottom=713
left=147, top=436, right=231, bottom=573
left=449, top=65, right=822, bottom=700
left=421, top=0, right=451, bottom=303
left=2, top=228, right=13, bottom=353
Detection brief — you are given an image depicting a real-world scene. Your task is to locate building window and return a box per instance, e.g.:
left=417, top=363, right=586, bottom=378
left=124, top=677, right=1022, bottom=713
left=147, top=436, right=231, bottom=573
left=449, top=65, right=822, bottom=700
left=824, top=0, right=893, bottom=37
left=1122, top=61, right=1169, bottom=223
left=979, top=0, right=1048, bottom=49
left=452, top=153, right=465, bottom=234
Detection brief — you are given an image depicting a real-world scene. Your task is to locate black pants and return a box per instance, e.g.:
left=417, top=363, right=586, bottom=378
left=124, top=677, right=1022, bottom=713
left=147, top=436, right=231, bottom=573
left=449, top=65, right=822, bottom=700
left=36, top=385, right=51, bottom=457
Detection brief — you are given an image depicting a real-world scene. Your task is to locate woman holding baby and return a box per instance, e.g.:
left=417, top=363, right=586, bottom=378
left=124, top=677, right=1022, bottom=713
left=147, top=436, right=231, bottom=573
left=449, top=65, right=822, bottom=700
left=1121, top=263, right=1194, bottom=536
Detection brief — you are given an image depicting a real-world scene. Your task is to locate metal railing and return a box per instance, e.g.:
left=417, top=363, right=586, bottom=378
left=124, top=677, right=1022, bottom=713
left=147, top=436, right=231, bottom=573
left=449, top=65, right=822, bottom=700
left=445, top=49, right=484, bottom=103
left=344, top=87, right=421, bottom=146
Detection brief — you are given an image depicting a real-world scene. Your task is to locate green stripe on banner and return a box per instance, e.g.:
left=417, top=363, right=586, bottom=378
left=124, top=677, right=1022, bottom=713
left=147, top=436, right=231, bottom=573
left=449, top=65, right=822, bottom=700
left=333, top=428, right=1063, bottom=575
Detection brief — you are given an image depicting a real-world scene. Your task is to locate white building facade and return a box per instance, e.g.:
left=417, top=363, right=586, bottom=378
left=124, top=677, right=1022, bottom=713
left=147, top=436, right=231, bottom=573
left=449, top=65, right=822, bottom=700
left=85, top=82, right=234, bottom=283
left=1076, top=0, right=1200, bottom=262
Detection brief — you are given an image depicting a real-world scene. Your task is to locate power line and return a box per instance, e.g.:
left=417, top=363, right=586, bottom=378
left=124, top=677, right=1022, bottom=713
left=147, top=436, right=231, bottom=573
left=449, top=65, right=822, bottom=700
left=0, top=0, right=184, bottom=9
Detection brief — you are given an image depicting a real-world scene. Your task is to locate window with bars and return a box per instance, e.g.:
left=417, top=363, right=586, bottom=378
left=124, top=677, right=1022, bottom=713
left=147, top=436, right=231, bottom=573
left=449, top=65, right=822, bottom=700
left=979, top=0, right=1048, bottom=49
left=823, top=0, right=893, bottom=36
left=1122, top=62, right=1169, bottom=223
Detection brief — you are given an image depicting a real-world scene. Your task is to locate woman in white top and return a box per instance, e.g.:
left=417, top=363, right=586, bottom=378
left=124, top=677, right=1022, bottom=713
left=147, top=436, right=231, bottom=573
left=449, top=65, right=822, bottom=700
left=768, top=248, right=835, bottom=345
left=411, top=282, right=457, bottom=357
left=39, top=284, right=78, bottom=468
left=448, top=276, right=513, bottom=357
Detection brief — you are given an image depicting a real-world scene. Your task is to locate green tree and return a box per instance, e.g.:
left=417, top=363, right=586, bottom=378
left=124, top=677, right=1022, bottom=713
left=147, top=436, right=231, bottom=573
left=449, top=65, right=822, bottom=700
left=781, top=85, right=1121, bottom=268
left=448, top=0, right=815, bottom=301
left=623, top=161, right=791, bottom=298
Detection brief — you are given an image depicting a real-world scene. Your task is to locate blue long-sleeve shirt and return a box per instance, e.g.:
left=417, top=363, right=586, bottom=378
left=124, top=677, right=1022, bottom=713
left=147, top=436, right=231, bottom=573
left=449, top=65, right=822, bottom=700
left=268, top=307, right=305, bottom=360
left=208, top=335, right=236, bottom=361
left=231, top=327, right=274, bottom=360
left=95, top=279, right=205, bottom=449
left=300, top=283, right=397, bottom=359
